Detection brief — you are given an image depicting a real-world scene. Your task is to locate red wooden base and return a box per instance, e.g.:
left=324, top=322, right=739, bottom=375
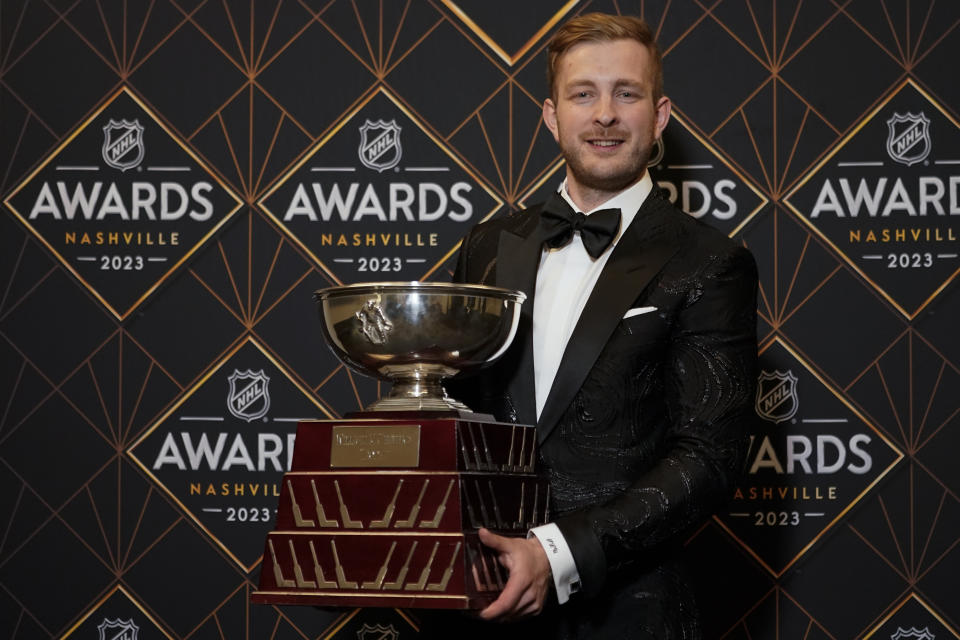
left=252, top=415, right=546, bottom=609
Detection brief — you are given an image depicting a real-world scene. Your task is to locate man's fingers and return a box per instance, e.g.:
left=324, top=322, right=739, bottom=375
left=476, top=527, right=549, bottom=621
left=478, top=571, right=526, bottom=620
left=477, top=527, right=508, bottom=553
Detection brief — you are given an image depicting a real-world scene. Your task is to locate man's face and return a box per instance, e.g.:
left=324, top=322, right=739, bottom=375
left=543, top=38, right=671, bottom=203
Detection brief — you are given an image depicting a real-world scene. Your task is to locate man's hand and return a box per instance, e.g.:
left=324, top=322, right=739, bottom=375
left=477, top=527, right=552, bottom=621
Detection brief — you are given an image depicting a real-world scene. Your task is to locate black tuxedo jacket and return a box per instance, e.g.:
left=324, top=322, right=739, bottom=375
left=446, top=188, right=759, bottom=639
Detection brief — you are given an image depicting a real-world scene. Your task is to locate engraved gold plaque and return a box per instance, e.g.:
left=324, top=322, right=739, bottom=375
left=330, top=425, right=421, bottom=468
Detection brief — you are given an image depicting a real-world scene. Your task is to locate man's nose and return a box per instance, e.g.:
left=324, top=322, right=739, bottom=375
left=593, top=96, right=618, bottom=127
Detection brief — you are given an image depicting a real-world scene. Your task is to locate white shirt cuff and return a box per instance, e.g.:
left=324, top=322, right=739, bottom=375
left=528, top=522, right=581, bottom=604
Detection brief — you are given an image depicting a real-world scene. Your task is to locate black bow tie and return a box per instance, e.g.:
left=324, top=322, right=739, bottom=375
left=538, top=192, right=622, bottom=259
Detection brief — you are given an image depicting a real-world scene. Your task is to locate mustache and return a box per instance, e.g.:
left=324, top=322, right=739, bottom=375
left=586, top=127, right=629, bottom=139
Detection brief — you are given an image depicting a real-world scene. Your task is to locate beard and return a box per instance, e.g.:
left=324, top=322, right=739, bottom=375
left=557, top=128, right=655, bottom=195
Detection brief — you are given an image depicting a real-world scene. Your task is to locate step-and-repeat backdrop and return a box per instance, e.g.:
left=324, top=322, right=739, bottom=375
left=1, top=1, right=958, bottom=638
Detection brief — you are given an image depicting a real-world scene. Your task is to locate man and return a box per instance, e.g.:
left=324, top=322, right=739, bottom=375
left=446, top=12, right=758, bottom=639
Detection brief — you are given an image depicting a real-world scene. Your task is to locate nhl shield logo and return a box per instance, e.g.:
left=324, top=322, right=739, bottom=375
left=227, top=369, right=271, bottom=422
left=886, top=112, right=931, bottom=166
left=359, top=119, right=402, bottom=172
left=357, top=623, right=399, bottom=640
left=102, top=119, right=145, bottom=171
left=891, top=627, right=935, bottom=640
left=97, top=618, right=139, bottom=640
left=756, top=370, right=799, bottom=423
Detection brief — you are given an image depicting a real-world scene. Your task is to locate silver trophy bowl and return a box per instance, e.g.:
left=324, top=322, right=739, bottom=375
left=315, top=282, right=526, bottom=412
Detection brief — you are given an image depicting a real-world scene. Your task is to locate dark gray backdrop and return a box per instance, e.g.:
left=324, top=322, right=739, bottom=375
left=1, top=1, right=958, bottom=638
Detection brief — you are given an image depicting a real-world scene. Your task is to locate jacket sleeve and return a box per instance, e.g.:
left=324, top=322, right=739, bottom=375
left=451, top=225, right=474, bottom=284
left=553, top=244, right=759, bottom=596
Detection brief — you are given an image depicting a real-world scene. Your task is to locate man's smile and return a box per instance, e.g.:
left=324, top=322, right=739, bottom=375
left=587, top=139, right=624, bottom=149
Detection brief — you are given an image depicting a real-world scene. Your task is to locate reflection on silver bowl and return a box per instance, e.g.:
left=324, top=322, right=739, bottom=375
left=315, top=282, right=525, bottom=411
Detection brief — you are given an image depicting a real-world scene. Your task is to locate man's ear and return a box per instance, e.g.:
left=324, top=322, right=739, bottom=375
left=654, top=96, right=671, bottom=140
left=543, top=98, right=560, bottom=143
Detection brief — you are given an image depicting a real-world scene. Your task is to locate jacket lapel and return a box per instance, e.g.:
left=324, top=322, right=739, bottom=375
left=536, top=199, right=681, bottom=442
left=495, top=224, right=542, bottom=427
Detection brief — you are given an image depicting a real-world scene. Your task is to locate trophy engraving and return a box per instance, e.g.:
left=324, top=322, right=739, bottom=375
left=355, top=299, right=393, bottom=345
left=330, top=425, right=421, bottom=468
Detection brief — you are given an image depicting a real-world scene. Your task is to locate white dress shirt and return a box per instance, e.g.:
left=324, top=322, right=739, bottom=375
left=529, top=172, right=654, bottom=603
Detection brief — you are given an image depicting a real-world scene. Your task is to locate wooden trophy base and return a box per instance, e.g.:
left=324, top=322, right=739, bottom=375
left=251, top=413, right=547, bottom=609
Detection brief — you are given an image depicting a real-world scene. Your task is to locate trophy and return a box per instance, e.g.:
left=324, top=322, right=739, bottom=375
left=252, top=282, right=548, bottom=609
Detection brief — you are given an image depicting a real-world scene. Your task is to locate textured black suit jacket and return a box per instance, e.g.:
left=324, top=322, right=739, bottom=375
left=444, top=187, right=759, bottom=639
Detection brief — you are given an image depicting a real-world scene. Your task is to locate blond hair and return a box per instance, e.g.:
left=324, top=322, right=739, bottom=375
left=546, top=12, right=663, bottom=102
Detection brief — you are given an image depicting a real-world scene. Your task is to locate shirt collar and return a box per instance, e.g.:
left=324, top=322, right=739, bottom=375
left=558, top=172, right=654, bottom=244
